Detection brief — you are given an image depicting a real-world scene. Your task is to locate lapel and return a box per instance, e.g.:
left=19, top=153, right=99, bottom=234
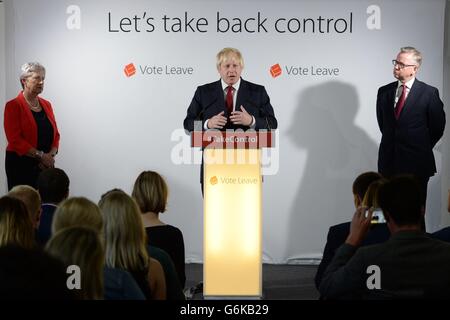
left=399, top=79, right=423, bottom=119
left=18, top=92, right=38, bottom=132
left=212, top=80, right=226, bottom=113
left=235, top=78, right=249, bottom=113
left=386, top=82, right=397, bottom=120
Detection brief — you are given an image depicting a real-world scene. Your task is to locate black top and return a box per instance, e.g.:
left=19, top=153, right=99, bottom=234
left=37, top=204, right=57, bottom=246
left=129, top=266, right=152, bottom=300
left=32, top=109, right=53, bottom=153
left=145, top=225, right=186, bottom=288
left=104, top=267, right=145, bottom=300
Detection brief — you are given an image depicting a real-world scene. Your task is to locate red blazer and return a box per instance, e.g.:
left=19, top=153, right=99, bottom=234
left=4, top=91, right=60, bottom=156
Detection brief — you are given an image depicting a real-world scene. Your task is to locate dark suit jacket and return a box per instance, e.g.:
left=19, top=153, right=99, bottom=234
left=183, top=78, right=278, bottom=183
left=376, top=79, right=445, bottom=177
left=37, top=203, right=57, bottom=246
left=183, top=78, right=277, bottom=132
left=315, top=222, right=390, bottom=290
left=432, top=226, right=450, bottom=243
left=319, top=231, right=450, bottom=299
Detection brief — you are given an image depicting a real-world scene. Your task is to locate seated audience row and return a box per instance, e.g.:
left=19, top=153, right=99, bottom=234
left=0, top=168, right=186, bottom=300
left=317, top=174, right=450, bottom=299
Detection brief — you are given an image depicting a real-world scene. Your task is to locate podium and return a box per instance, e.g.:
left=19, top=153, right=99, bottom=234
left=191, top=130, right=274, bottom=298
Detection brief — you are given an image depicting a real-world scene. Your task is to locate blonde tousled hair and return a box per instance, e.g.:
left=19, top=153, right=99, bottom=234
left=8, top=185, right=41, bottom=225
left=0, top=196, right=35, bottom=249
left=216, top=47, right=244, bottom=69
left=46, top=226, right=104, bottom=300
left=99, top=190, right=149, bottom=272
left=52, top=197, right=103, bottom=234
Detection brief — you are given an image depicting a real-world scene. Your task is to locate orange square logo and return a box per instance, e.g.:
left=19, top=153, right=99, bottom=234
left=124, top=63, right=136, bottom=77
left=210, top=176, right=218, bottom=185
left=270, top=64, right=282, bottom=78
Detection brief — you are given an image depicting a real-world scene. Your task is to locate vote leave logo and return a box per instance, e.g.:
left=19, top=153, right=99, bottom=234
left=270, top=63, right=282, bottom=78
left=124, top=63, right=136, bottom=77
left=210, top=176, right=218, bottom=185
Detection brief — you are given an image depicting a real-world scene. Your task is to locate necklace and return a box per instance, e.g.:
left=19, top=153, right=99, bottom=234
left=24, top=95, right=41, bottom=111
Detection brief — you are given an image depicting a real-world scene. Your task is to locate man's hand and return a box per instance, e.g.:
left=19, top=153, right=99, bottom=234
left=207, top=111, right=227, bottom=129
left=230, top=106, right=253, bottom=126
left=345, top=206, right=373, bottom=247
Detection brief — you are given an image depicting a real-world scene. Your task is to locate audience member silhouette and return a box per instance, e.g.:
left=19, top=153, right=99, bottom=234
left=319, top=175, right=450, bottom=299
left=315, top=172, right=390, bottom=289
left=52, top=197, right=102, bottom=234
left=132, top=170, right=186, bottom=288
left=36, top=168, right=69, bottom=244
left=8, top=185, right=41, bottom=229
left=46, top=226, right=104, bottom=299
left=99, top=190, right=166, bottom=300
left=49, top=195, right=145, bottom=300
left=0, top=244, right=73, bottom=299
left=0, top=196, right=35, bottom=249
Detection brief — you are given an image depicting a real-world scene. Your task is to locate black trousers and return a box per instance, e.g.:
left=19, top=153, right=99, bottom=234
left=5, top=151, right=41, bottom=190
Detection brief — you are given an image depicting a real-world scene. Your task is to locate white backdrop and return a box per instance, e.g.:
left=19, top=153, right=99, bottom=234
left=1, top=0, right=448, bottom=263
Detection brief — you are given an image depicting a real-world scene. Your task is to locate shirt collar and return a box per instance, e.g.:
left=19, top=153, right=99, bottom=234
left=398, top=77, right=415, bottom=90
left=221, top=78, right=241, bottom=92
left=42, top=203, right=58, bottom=207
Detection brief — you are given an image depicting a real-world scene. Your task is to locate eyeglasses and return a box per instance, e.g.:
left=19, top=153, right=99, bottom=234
left=392, top=60, right=416, bottom=69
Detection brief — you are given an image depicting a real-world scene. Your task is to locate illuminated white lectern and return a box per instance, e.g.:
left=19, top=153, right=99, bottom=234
left=192, top=130, right=273, bottom=298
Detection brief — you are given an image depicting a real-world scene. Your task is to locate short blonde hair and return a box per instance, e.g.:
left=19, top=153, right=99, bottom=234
left=216, top=47, right=244, bottom=69
left=8, top=185, right=41, bottom=224
left=99, top=191, right=149, bottom=272
left=52, top=197, right=103, bottom=234
left=46, top=226, right=104, bottom=300
left=0, top=196, right=35, bottom=249
left=132, top=171, right=168, bottom=214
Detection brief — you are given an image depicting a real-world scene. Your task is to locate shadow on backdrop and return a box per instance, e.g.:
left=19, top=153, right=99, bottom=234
left=286, top=81, right=378, bottom=261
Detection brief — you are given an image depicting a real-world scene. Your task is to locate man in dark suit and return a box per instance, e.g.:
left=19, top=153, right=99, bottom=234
left=36, top=168, right=69, bottom=245
left=183, top=47, right=277, bottom=190
left=377, top=47, right=445, bottom=207
left=319, top=175, right=450, bottom=299
left=314, top=171, right=390, bottom=290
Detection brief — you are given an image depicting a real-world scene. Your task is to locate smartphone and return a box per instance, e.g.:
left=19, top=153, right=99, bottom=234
left=369, top=208, right=386, bottom=224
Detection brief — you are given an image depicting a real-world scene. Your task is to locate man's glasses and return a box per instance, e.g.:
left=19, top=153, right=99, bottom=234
left=392, top=60, right=416, bottom=69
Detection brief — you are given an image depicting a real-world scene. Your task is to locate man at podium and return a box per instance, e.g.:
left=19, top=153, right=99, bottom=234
left=183, top=47, right=278, bottom=191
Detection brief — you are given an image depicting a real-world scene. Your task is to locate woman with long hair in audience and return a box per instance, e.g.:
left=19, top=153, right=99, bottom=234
left=99, top=190, right=166, bottom=300
left=50, top=195, right=145, bottom=300
left=0, top=196, right=35, bottom=249
left=52, top=197, right=103, bottom=234
left=46, top=226, right=104, bottom=299
left=132, top=170, right=186, bottom=288
left=362, top=178, right=387, bottom=220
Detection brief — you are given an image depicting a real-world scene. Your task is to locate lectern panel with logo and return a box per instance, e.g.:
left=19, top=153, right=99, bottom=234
left=192, top=130, right=274, bottom=298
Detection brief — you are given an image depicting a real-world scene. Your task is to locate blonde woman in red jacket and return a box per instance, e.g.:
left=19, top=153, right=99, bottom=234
left=4, top=62, right=60, bottom=190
